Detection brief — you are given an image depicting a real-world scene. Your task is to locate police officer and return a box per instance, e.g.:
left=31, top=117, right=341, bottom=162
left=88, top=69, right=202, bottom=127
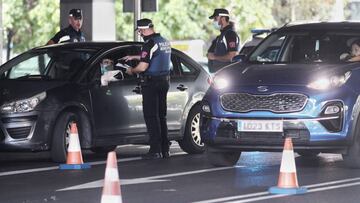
left=207, top=8, right=240, bottom=73
left=46, top=9, right=85, bottom=45
left=123, top=18, right=171, bottom=160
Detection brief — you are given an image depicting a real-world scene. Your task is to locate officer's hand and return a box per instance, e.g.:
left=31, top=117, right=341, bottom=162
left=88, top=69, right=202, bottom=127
left=121, top=55, right=139, bottom=62
left=126, top=68, right=133, bottom=75
left=121, top=55, right=131, bottom=62
left=207, top=53, right=216, bottom=60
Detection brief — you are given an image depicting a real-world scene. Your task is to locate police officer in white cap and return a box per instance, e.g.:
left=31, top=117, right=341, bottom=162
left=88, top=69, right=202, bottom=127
left=123, top=18, right=172, bottom=160
left=207, top=8, right=240, bottom=73
left=47, top=9, right=85, bottom=45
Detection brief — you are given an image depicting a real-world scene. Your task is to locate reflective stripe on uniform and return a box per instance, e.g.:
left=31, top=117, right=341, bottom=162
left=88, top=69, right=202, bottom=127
left=222, top=36, right=228, bottom=50
left=149, top=44, right=159, bottom=60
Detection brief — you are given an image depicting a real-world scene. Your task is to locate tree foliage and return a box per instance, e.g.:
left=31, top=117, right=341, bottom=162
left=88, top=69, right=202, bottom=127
left=3, top=0, right=59, bottom=54
left=115, top=0, right=276, bottom=43
left=3, top=0, right=348, bottom=54
left=272, top=0, right=337, bottom=25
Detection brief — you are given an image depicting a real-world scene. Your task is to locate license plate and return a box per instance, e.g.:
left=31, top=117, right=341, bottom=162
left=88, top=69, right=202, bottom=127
left=237, top=120, right=283, bottom=132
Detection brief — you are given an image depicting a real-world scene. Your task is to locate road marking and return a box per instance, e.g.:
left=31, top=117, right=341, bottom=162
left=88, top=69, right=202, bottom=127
left=0, top=152, right=186, bottom=177
left=193, top=177, right=360, bottom=203
left=57, top=166, right=238, bottom=191
left=57, top=179, right=169, bottom=191
left=224, top=181, right=360, bottom=203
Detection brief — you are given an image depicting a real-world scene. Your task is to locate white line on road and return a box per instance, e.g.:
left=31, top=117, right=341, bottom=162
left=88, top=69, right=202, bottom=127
left=224, top=181, right=360, bottom=203
left=193, top=177, right=360, bottom=203
left=57, top=166, right=238, bottom=191
left=0, top=152, right=186, bottom=177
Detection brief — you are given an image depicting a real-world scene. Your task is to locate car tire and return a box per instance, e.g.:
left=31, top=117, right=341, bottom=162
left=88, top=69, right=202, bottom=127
left=91, top=145, right=117, bottom=154
left=51, top=112, right=77, bottom=163
left=206, top=147, right=241, bottom=167
left=297, top=151, right=320, bottom=157
left=178, top=105, right=205, bottom=154
left=343, top=125, right=360, bottom=168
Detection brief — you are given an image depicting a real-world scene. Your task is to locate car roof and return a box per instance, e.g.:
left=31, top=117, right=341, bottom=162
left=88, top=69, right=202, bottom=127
left=279, top=21, right=360, bottom=32
left=33, top=41, right=144, bottom=51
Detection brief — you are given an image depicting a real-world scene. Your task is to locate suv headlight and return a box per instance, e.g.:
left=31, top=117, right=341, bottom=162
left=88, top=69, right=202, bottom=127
left=307, top=71, right=351, bottom=90
left=0, top=92, right=47, bottom=113
left=213, top=76, right=230, bottom=90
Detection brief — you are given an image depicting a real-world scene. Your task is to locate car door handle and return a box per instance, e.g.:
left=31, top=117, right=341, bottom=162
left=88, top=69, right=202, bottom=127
left=132, top=86, right=141, bottom=94
left=177, top=84, right=188, bottom=91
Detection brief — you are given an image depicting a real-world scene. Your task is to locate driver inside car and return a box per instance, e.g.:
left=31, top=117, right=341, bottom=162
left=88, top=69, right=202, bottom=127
left=100, top=58, right=123, bottom=86
left=340, top=38, right=360, bottom=62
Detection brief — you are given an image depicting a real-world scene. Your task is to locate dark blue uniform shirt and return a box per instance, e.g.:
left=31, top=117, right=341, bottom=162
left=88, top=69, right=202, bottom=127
left=140, top=33, right=171, bottom=76
left=207, top=24, right=240, bottom=72
left=208, top=24, right=240, bottom=56
left=51, top=25, right=85, bottom=43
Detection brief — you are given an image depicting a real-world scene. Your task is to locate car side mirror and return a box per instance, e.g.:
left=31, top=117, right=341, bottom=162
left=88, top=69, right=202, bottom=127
left=232, top=54, right=247, bottom=63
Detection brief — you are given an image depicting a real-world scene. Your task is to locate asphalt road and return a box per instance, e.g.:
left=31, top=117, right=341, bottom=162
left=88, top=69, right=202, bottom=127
left=1, top=143, right=360, bottom=203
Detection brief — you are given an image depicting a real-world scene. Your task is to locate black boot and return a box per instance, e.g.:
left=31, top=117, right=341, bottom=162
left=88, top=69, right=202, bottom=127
left=162, top=151, right=170, bottom=158
left=142, top=152, right=162, bottom=160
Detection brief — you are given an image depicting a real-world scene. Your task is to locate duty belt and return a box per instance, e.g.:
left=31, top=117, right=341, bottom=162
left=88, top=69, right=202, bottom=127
left=142, top=75, right=170, bottom=81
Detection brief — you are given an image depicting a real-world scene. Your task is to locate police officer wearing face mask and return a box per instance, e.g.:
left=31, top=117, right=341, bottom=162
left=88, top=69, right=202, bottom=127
left=46, top=9, right=86, bottom=45
left=123, top=18, right=171, bottom=160
left=207, top=8, right=240, bottom=73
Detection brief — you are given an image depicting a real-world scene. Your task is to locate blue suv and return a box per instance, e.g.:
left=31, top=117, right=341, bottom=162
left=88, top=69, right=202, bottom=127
left=201, top=22, right=360, bottom=168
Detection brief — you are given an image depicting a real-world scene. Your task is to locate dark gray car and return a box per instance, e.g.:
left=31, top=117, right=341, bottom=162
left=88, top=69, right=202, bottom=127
left=0, top=42, right=210, bottom=162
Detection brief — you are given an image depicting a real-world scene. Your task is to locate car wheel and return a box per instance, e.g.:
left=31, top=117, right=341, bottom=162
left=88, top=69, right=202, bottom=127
left=51, top=112, right=77, bottom=163
left=206, top=147, right=241, bottom=167
left=91, top=145, right=117, bottom=154
left=297, top=151, right=320, bottom=157
left=343, top=127, right=360, bottom=168
left=178, top=105, right=205, bottom=154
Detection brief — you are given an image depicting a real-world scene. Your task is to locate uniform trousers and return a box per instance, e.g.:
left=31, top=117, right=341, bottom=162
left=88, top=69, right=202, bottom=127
left=141, top=77, right=170, bottom=153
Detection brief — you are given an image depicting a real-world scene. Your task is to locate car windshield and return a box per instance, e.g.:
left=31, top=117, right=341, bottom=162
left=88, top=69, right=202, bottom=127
left=0, top=49, right=97, bottom=80
left=248, top=30, right=360, bottom=64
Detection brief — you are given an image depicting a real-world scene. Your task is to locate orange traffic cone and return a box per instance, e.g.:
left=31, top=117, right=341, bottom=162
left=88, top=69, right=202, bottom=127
left=268, top=137, right=307, bottom=194
left=59, top=123, right=91, bottom=170
left=101, top=151, right=123, bottom=203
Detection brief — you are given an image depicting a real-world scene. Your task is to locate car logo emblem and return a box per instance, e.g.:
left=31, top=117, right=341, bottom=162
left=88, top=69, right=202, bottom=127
left=257, top=86, right=268, bottom=92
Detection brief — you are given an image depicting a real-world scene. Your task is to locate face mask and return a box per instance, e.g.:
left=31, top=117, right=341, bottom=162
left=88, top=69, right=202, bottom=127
left=100, top=64, right=108, bottom=74
left=137, top=30, right=145, bottom=38
left=213, top=21, right=221, bottom=30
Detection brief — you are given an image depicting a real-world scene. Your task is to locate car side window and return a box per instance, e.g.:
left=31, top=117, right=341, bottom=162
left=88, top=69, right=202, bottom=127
left=88, top=46, right=141, bottom=83
left=169, top=53, right=199, bottom=80
left=249, top=34, right=286, bottom=63
left=170, top=54, right=181, bottom=77
left=8, top=53, right=51, bottom=79
left=179, top=59, right=197, bottom=76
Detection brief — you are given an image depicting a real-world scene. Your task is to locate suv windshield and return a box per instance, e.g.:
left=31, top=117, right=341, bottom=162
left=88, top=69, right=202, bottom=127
left=249, top=30, right=360, bottom=64
left=0, top=49, right=97, bottom=80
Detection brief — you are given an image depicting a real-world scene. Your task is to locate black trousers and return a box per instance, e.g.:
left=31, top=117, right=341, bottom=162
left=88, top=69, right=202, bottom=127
left=141, top=78, right=170, bottom=153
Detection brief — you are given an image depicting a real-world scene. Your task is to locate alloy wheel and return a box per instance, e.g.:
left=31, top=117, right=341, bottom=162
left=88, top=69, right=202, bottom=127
left=191, top=113, right=204, bottom=147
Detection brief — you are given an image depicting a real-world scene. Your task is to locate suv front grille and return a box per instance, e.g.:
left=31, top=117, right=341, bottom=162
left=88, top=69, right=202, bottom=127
left=221, top=93, right=308, bottom=113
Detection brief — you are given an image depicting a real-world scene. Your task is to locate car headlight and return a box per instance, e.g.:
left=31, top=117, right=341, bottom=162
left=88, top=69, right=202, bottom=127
left=307, top=71, right=351, bottom=90
left=0, top=92, right=47, bottom=114
left=213, top=76, right=230, bottom=90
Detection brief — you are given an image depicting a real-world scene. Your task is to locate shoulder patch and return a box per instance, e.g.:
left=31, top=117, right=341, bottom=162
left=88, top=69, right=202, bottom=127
left=141, top=51, right=148, bottom=58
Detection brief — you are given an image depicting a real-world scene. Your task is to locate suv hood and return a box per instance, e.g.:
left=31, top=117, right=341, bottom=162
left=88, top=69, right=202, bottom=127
left=0, top=80, right=67, bottom=105
left=218, top=62, right=357, bottom=86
